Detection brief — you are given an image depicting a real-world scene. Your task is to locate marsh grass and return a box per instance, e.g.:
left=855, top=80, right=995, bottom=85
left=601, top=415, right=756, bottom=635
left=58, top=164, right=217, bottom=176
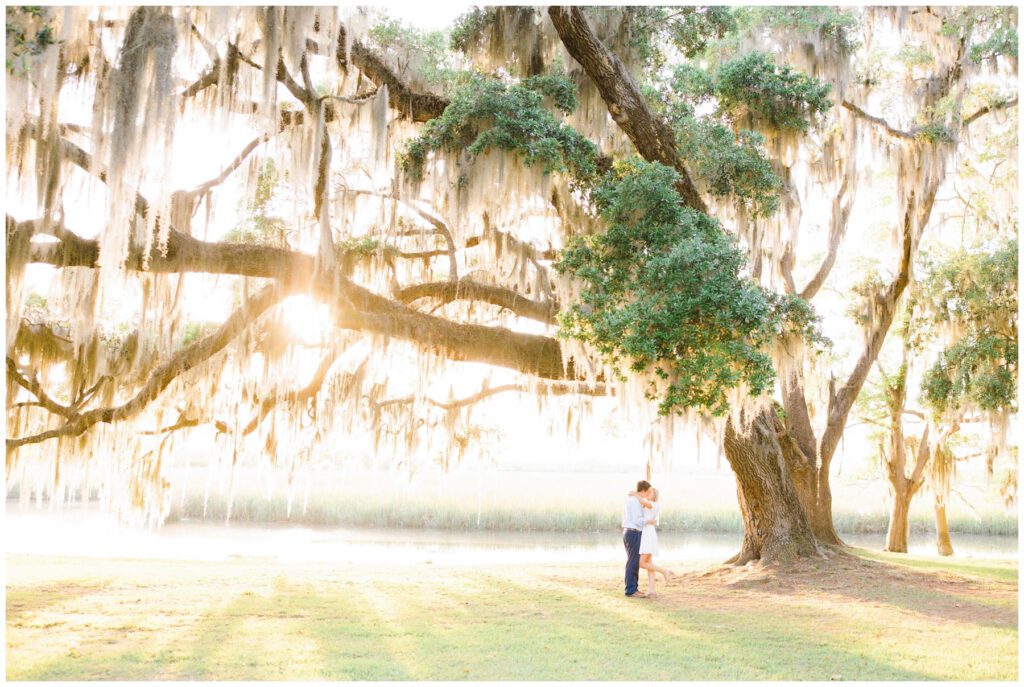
left=170, top=490, right=1017, bottom=535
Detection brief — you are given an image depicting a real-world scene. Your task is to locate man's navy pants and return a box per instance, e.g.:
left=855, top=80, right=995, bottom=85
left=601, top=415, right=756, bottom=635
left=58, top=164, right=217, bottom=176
left=623, top=528, right=642, bottom=595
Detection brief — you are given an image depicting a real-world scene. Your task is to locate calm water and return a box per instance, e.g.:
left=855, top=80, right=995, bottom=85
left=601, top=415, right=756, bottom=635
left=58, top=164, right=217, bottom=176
left=5, top=506, right=1018, bottom=566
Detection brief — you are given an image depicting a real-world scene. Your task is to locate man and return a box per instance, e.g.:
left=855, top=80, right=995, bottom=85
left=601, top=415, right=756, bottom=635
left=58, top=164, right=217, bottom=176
left=622, top=479, right=652, bottom=597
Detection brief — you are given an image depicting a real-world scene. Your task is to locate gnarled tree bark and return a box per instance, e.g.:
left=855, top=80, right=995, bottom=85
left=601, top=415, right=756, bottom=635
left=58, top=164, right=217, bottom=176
left=722, top=406, right=821, bottom=564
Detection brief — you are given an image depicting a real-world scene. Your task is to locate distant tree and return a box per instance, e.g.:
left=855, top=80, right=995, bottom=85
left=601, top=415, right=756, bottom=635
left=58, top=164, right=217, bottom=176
left=918, top=242, right=1018, bottom=553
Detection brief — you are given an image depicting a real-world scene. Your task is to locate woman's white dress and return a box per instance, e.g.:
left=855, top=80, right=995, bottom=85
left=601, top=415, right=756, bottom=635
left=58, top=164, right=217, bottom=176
left=639, top=503, right=659, bottom=555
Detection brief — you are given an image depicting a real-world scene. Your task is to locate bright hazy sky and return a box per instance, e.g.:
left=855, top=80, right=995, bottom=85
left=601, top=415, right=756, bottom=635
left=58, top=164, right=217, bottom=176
left=386, top=2, right=475, bottom=29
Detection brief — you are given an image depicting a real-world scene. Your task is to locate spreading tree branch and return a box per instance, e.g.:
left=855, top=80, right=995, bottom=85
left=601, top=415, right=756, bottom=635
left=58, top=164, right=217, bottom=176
left=336, top=24, right=449, bottom=123
left=395, top=278, right=557, bottom=324
left=547, top=6, right=707, bottom=212
left=427, top=380, right=609, bottom=410
left=6, top=357, right=73, bottom=418
left=6, top=285, right=285, bottom=451
left=841, top=100, right=916, bottom=140
left=962, top=97, right=1018, bottom=127
left=22, top=220, right=578, bottom=382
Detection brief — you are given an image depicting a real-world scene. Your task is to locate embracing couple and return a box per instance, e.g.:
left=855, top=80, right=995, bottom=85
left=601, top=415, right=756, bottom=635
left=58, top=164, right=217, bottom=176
left=621, top=479, right=674, bottom=598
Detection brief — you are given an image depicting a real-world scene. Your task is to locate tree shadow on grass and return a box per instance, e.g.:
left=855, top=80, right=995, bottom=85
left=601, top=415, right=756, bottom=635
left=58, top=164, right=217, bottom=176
left=493, top=575, right=939, bottom=681
left=11, top=579, right=415, bottom=681
left=339, top=572, right=936, bottom=681
left=714, top=551, right=1018, bottom=631
left=173, top=579, right=416, bottom=680
left=6, top=580, right=110, bottom=623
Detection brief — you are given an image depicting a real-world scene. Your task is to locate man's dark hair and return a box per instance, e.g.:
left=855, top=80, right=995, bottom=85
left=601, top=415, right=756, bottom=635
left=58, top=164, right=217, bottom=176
left=637, top=480, right=652, bottom=492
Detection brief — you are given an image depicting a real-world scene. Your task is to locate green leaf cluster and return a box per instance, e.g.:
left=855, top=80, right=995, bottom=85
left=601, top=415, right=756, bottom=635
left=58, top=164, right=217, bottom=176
left=449, top=6, right=494, bottom=54
left=914, top=121, right=954, bottom=144
left=713, top=52, right=833, bottom=132
left=180, top=321, right=218, bottom=347
left=673, top=110, right=782, bottom=216
left=556, top=158, right=823, bottom=416
left=647, top=52, right=831, bottom=215
left=740, top=7, right=860, bottom=52
left=335, top=236, right=382, bottom=258
left=920, top=241, right=1018, bottom=415
left=625, top=6, right=738, bottom=70
left=6, top=6, right=58, bottom=74
left=367, top=14, right=465, bottom=95
left=942, top=7, right=1018, bottom=63
left=399, top=74, right=599, bottom=186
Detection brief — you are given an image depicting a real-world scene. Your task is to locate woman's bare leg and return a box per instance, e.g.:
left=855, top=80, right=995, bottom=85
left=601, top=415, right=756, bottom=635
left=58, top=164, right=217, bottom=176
left=647, top=556, right=674, bottom=582
left=640, top=554, right=657, bottom=595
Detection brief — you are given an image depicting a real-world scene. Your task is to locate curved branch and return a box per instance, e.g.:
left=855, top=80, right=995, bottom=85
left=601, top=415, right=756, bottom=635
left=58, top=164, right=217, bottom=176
left=240, top=347, right=356, bottom=435
left=820, top=180, right=938, bottom=466
left=962, top=97, right=1018, bottom=127
left=6, top=357, right=72, bottom=417
left=138, top=416, right=202, bottom=436
left=276, top=52, right=316, bottom=110
left=181, top=64, right=220, bottom=98
left=405, top=202, right=458, bottom=281
left=797, top=160, right=854, bottom=300
left=547, top=6, right=707, bottom=213
left=180, top=133, right=271, bottom=199
left=395, top=278, right=558, bottom=324
left=428, top=380, right=609, bottom=410
left=336, top=188, right=461, bottom=280
left=336, top=24, right=449, bottom=123
left=71, top=375, right=112, bottom=412
left=6, top=285, right=284, bottom=451
left=841, top=100, right=916, bottom=139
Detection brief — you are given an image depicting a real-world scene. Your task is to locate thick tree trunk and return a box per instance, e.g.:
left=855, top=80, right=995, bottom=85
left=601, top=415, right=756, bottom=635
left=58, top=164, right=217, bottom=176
left=934, top=498, right=954, bottom=556
left=810, top=472, right=843, bottom=545
left=723, top=407, right=820, bottom=564
left=885, top=484, right=913, bottom=553
left=779, top=372, right=843, bottom=546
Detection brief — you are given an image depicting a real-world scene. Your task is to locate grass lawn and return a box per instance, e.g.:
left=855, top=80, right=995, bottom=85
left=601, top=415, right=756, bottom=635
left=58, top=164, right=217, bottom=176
left=6, top=548, right=1018, bottom=680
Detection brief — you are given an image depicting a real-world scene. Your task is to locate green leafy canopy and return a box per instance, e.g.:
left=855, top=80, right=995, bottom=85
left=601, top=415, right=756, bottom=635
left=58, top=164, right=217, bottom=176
left=401, top=67, right=824, bottom=417
left=712, top=52, right=833, bottom=132
left=367, top=14, right=465, bottom=95
left=920, top=241, right=1018, bottom=415
left=653, top=52, right=832, bottom=216
left=399, top=73, right=599, bottom=186
left=556, top=159, right=823, bottom=417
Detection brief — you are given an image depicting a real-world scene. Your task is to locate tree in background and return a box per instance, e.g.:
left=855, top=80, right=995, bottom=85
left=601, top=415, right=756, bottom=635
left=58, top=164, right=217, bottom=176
left=918, top=243, right=1018, bottom=554
left=853, top=239, right=1016, bottom=554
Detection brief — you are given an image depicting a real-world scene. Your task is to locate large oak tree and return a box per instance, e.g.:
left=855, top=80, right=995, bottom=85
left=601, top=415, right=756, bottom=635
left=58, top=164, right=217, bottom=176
left=5, top=6, right=1017, bottom=561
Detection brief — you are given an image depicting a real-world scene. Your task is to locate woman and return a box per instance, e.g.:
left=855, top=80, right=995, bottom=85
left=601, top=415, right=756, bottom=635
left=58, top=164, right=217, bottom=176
left=634, top=487, right=674, bottom=597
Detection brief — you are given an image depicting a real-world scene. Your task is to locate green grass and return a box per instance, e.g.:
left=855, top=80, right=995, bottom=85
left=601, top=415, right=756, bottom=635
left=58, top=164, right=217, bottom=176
left=170, top=490, right=1018, bottom=535
left=853, top=547, right=1020, bottom=583
left=6, top=551, right=1017, bottom=680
